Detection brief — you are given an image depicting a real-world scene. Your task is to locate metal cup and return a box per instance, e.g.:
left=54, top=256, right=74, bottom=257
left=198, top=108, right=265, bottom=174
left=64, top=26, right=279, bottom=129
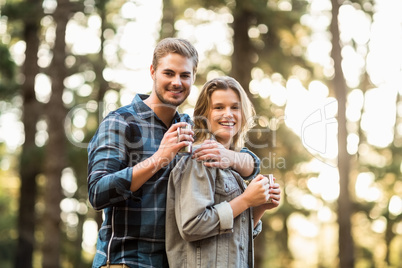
left=265, top=174, right=274, bottom=203
left=177, top=124, right=192, bottom=154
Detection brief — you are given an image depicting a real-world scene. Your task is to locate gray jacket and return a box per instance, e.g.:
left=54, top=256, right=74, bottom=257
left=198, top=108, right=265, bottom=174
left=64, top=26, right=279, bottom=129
left=166, top=152, right=262, bottom=268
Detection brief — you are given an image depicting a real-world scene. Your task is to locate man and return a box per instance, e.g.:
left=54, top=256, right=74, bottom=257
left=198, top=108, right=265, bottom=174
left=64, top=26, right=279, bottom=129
left=87, top=38, right=259, bottom=268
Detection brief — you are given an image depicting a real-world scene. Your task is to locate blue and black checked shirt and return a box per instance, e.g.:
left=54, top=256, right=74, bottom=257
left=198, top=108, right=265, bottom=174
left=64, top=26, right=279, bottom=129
left=87, top=94, right=260, bottom=268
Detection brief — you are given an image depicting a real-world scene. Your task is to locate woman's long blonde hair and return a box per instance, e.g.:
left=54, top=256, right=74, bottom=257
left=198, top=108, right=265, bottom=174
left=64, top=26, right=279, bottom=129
left=193, top=76, right=255, bottom=151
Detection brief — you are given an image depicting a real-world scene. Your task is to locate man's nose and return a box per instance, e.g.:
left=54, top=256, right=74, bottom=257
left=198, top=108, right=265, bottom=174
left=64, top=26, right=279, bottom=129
left=171, top=75, right=182, bottom=87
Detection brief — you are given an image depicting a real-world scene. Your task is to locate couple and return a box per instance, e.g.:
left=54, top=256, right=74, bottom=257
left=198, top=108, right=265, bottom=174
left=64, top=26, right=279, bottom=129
left=87, top=38, right=281, bottom=268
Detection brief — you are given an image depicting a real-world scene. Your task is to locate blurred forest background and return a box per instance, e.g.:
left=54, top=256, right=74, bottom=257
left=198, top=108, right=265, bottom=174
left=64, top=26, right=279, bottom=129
left=0, top=0, right=401, bottom=267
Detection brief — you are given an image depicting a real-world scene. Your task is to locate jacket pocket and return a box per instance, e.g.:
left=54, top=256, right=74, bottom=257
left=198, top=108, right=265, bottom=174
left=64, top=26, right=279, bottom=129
left=215, top=172, right=239, bottom=196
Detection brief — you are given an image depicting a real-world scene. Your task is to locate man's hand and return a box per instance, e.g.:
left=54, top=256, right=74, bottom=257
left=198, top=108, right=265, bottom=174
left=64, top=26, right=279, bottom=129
left=154, top=122, right=194, bottom=166
left=192, top=139, right=234, bottom=169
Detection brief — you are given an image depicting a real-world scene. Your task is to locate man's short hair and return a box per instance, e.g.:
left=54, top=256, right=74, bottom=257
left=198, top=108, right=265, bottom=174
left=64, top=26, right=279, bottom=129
left=152, top=38, right=199, bottom=74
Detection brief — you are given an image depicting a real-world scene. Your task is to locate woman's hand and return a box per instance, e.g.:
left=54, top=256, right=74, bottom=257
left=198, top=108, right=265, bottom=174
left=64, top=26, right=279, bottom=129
left=251, top=175, right=281, bottom=226
left=257, top=175, right=281, bottom=210
left=242, top=175, right=271, bottom=207
left=264, top=182, right=281, bottom=209
left=229, top=174, right=270, bottom=218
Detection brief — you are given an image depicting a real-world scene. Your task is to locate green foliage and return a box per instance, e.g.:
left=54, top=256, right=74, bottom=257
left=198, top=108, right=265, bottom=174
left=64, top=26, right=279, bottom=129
left=0, top=176, right=17, bottom=268
left=252, top=1, right=312, bottom=80
left=1, top=1, right=43, bottom=22
left=0, top=43, right=19, bottom=98
left=0, top=0, right=399, bottom=266
left=0, top=44, right=15, bottom=78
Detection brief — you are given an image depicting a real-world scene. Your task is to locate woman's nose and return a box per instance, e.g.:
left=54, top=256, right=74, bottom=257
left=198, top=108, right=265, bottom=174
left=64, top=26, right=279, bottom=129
left=223, top=108, right=234, bottom=118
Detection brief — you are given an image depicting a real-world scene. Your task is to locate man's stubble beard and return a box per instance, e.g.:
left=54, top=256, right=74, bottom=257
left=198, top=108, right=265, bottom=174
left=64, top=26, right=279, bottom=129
left=154, top=79, right=189, bottom=107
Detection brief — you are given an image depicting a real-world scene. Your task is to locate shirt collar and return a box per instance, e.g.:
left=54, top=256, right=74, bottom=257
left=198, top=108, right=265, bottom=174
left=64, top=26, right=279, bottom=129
left=132, top=94, right=153, bottom=119
left=132, top=93, right=183, bottom=125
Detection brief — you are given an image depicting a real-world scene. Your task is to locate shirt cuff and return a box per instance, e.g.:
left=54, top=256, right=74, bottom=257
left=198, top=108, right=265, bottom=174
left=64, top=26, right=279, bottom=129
left=239, top=148, right=261, bottom=181
left=253, top=220, right=262, bottom=238
left=215, top=201, right=233, bottom=233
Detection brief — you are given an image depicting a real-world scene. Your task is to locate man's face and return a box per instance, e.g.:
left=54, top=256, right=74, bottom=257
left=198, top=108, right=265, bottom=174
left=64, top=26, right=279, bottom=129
left=151, top=53, right=195, bottom=107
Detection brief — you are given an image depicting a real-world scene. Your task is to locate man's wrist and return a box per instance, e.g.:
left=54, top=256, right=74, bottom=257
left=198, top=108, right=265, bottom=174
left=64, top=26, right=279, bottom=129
left=226, top=149, right=236, bottom=169
left=231, top=152, right=254, bottom=177
left=151, top=151, right=170, bottom=170
left=231, top=151, right=247, bottom=167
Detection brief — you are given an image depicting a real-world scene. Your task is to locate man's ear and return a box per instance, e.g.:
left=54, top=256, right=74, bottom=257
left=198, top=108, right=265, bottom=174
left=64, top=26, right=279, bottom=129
left=150, top=64, right=155, bottom=80
left=192, top=73, right=196, bottom=83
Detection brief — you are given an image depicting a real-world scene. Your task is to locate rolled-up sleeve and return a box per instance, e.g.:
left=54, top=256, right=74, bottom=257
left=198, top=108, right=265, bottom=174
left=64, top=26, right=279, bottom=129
left=215, top=201, right=233, bottom=232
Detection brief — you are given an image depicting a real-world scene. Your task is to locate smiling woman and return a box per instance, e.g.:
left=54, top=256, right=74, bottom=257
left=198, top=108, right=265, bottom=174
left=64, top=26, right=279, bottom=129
left=206, top=88, right=242, bottom=148
left=166, top=76, right=281, bottom=268
left=193, top=76, right=255, bottom=151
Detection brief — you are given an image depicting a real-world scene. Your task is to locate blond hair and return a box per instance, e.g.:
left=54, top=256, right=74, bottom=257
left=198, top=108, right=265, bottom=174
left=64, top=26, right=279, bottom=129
left=193, top=76, right=255, bottom=151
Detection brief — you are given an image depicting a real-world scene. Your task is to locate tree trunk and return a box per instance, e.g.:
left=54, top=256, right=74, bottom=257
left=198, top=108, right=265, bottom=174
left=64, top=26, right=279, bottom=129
left=160, top=0, right=177, bottom=39
left=330, top=0, right=354, bottom=267
left=230, top=2, right=265, bottom=267
left=41, top=0, right=70, bottom=267
left=94, top=1, right=109, bottom=231
left=94, top=0, right=109, bottom=104
left=230, top=0, right=254, bottom=100
left=14, top=1, right=42, bottom=267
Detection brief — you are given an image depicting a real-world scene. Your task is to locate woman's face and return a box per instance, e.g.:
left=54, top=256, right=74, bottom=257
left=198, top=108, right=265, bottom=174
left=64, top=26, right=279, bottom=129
left=207, top=88, right=242, bottom=148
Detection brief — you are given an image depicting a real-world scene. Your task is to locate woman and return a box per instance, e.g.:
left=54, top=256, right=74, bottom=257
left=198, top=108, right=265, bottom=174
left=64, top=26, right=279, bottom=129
left=166, top=76, right=281, bottom=267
